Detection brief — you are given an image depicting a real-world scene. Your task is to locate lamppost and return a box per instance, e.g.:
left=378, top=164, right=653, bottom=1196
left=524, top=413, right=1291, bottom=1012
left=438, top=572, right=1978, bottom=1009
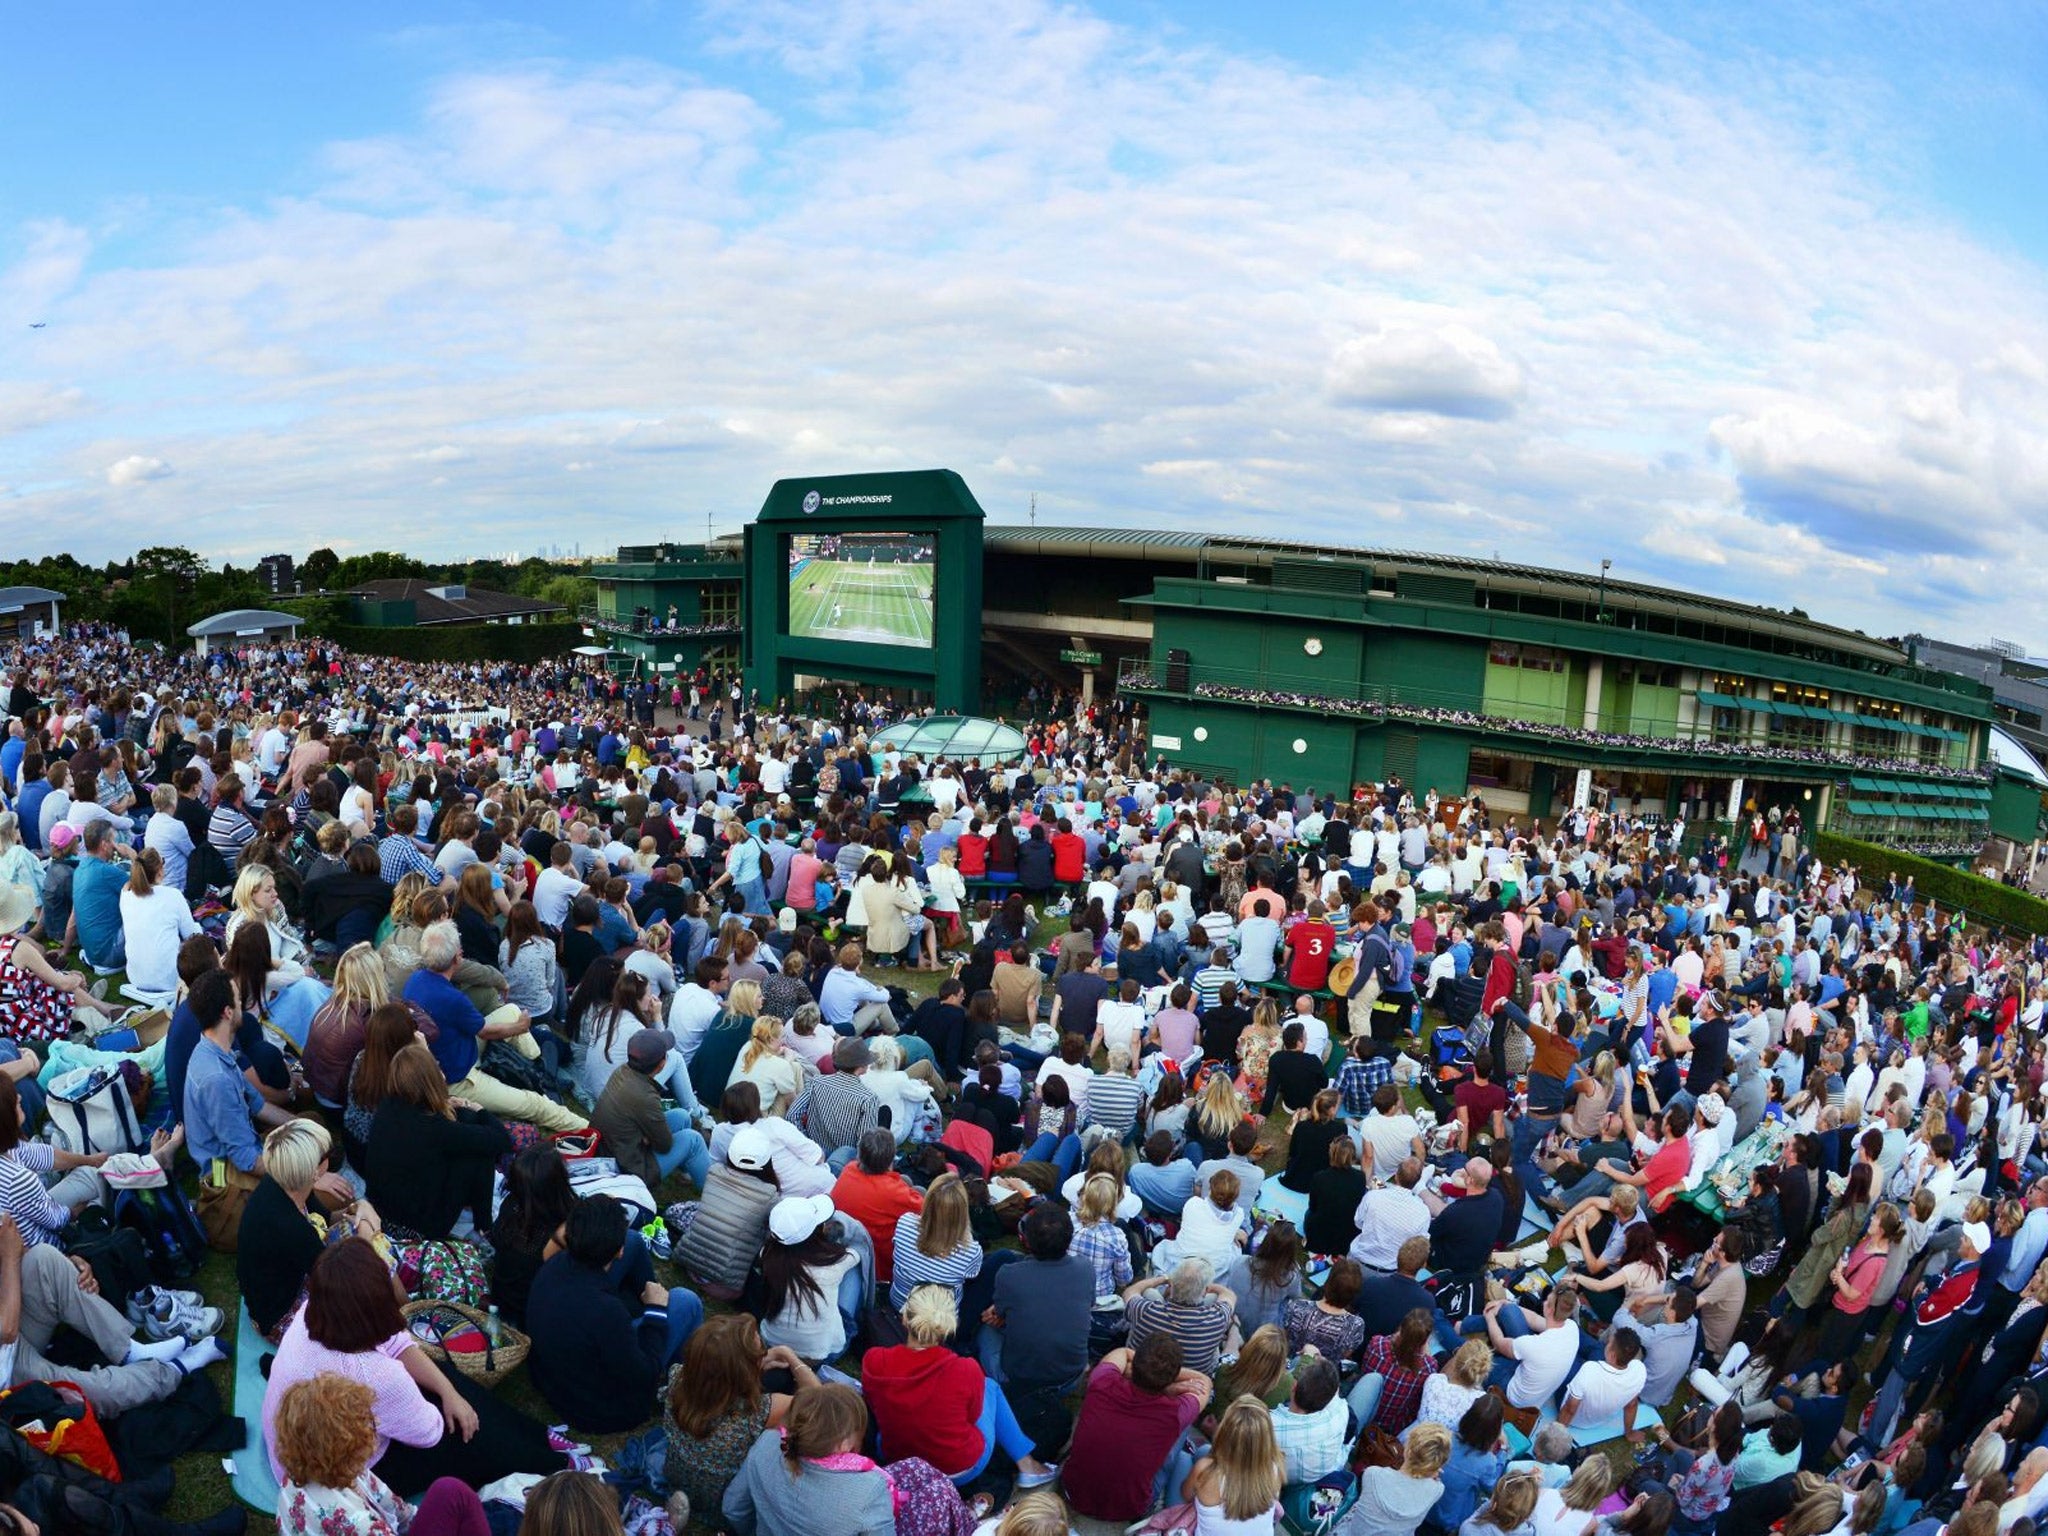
left=1597, top=558, right=1612, bottom=624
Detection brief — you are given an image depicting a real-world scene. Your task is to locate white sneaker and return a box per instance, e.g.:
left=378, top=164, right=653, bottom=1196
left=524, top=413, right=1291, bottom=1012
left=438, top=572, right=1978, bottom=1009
left=129, top=1287, right=224, bottom=1344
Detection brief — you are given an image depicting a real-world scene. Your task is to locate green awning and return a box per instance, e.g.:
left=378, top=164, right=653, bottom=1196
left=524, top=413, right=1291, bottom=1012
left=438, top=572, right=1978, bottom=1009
left=1845, top=799, right=1880, bottom=816
left=1849, top=775, right=1881, bottom=792
left=1694, top=691, right=1737, bottom=710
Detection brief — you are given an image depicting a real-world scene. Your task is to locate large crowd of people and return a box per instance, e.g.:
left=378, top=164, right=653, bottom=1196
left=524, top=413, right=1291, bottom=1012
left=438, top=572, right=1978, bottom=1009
left=0, top=623, right=2038, bottom=1536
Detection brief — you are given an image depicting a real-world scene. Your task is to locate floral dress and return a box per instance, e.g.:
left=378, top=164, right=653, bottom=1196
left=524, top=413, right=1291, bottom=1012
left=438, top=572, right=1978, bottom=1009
left=1237, top=1028, right=1280, bottom=1102
left=662, top=1373, right=769, bottom=1517
left=0, top=936, right=72, bottom=1046
left=279, top=1471, right=411, bottom=1536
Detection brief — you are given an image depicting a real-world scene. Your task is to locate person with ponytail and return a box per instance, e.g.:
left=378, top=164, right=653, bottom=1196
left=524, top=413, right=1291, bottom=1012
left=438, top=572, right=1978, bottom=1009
left=118, top=844, right=197, bottom=996
left=729, top=1016, right=803, bottom=1118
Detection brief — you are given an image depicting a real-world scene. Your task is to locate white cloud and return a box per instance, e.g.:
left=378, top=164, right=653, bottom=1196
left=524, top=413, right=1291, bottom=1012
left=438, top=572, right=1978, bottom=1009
left=104, top=455, right=172, bottom=486
left=1328, top=325, right=1524, bottom=421
left=4, top=0, right=2048, bottom=638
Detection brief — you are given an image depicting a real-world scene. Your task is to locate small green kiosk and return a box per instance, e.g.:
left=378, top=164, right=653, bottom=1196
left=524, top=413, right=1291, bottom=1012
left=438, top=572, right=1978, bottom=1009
left=742, top=469, right=986, bottom=712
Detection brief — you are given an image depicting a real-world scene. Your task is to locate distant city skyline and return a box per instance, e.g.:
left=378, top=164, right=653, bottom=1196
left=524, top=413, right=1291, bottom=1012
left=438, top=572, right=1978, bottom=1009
left=5, top=2, right=2048, bottom=644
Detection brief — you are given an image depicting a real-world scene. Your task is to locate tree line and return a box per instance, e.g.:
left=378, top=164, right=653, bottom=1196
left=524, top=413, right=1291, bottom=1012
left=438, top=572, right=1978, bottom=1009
left=0, top=547, right=597, bottom=646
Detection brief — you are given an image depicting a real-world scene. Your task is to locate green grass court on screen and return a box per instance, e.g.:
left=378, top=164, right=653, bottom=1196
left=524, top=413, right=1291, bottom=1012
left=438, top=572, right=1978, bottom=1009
left=786, top=534, right=936, bottom=648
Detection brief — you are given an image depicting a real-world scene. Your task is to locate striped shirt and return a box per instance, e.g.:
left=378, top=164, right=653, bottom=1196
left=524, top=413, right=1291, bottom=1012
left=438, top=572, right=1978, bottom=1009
left=0, top=1145, right=67, bottom=1247
left=1191, top=964, right=1236, bottom=1011
left=887, top=1211, right=985, bottom=1308
left=207, top=802, right=257, bottom=861
left=1083, top=1074, right=1146, bottom=1138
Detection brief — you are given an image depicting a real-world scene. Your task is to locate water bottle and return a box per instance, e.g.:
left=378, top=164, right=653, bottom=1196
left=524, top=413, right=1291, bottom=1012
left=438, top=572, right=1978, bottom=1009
left=484, top=1304, right=501, bottom=1344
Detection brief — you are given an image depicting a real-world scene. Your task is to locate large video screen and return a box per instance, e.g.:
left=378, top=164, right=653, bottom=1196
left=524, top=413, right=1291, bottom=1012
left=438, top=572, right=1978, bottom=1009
left=786, top=532, right=936, bottom=648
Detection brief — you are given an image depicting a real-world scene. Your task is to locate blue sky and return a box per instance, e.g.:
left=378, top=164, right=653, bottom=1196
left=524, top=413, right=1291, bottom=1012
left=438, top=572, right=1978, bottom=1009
left=4, top=1, right=2048, bottom=641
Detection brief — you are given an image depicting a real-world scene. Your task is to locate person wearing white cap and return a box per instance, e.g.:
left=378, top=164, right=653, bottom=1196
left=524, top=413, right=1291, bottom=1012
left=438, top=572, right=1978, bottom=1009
left=1681, top=1093, right=1734, bottom=1191
left=758, top=1195, right=863, bottom=1365
left=726, top=1116, right=833, bottom=1199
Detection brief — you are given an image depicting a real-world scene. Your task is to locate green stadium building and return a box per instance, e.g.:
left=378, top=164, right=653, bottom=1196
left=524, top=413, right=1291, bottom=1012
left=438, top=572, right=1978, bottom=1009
left=590, top=469, right=2048, bottom=864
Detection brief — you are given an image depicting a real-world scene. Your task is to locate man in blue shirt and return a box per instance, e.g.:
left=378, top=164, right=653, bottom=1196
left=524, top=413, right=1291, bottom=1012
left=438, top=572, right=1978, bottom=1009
left=402, top=919, right=587, bottom=1132
left=13, top=756, right=49, bottom=853
left=71, top=822, right=129, bottom=970
left=183, top=970, right=269, bottom=1178
left=0, top=724, right=23, bottom=796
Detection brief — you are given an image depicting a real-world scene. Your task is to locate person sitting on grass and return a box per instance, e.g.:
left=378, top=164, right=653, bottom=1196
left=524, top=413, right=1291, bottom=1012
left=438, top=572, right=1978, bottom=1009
left=274, top=1372, right=490, bottom=1536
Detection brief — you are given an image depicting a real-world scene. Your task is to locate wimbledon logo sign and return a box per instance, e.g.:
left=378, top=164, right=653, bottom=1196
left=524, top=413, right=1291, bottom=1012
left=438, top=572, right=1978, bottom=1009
left=802, top=490, right=820, bottom=514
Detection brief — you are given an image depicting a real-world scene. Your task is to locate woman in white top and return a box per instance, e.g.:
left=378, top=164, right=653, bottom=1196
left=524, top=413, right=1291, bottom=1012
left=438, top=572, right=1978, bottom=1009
left=729, top=1016, right=804, bottom=1119
left=118, top=848, right=197, bottom=997
left=1126, top=890, right=1158, bottom=947
left=223, top=865, right=329, bottom=1047
left=926, top=846, right=968, bottom=940
left=757, top=1195, right=862, bottom=1364
left=580, top=970, right=668, bottom=1106
left=1182, top=1396, right=1285, bottom=1536
left=1154, top=1175, right=1249, bottom=1277
left=1413, top=1338, right=1493, bottom=1434
left=861, top=1036, right=940, bottom=1145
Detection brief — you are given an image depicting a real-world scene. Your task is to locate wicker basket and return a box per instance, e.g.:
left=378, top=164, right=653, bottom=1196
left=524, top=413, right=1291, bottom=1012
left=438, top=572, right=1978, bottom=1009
left=399, top=1299, right=529, bottom=1384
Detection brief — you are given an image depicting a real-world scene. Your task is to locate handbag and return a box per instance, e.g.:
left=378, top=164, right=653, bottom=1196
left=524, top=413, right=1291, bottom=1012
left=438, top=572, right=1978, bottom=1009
left=194, top=1161, right=262, bottom=1252
left=0, top=1382, right=119, bottom=1481
left=392, top=1238, right=491, bottom=1308
left=1352, top=1426, right=1403, bottom=1469
left=47, top=1065, right=148, bottom=1156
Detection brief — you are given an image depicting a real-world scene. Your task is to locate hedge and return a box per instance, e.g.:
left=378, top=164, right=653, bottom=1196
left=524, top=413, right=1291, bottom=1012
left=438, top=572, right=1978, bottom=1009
left=300, top=621, right=587, bottom=665
left=1813, top=829, right=2048, bottom=935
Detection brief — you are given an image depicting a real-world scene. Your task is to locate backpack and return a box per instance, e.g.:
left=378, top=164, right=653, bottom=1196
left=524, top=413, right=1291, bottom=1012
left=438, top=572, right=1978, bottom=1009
left=1510, top=956, right=1533, bottom=1012
left=112, top=1185, right=209, bottom=1289
left=62, top=1210, right=155, bottom=1314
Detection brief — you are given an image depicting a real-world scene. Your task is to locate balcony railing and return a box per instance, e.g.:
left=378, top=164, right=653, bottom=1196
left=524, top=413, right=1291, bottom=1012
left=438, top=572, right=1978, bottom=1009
left=1118, top=656, right=1990, bottom=782
left=580, top=606, right=741, bottom=639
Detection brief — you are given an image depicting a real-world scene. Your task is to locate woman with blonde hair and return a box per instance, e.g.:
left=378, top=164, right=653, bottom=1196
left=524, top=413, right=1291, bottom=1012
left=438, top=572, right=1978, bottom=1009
left=988, top=1490, right=1071, bottom=1536
left=275, top=1372, right=489, bottom=1536
left=888, top=1172, right=984, bottom=1309
left=1348, top=1420, right=1452, bottom=1536
left=731, top=1016, right=803, bottom=1117
left=1463, top=1467, right=1541, bottom=1535
left=860, top=1283, right=1057, bottom=1494
left=1181, top=1395, right=1285, bottom=1534
left=1531, top=1457, right=1615, bottom=1536
left=305, top=943, right=398, bottom=1109
left=1195, top=1070, right=1250, bottom=1153
left=379, top=872, right=426, bottom=946
left=1212, top=1323, right=1293, bottom=1412
left=1416, top=1336, right=1495, bottom=1433
left=225, top=864, right=330, bottom=1046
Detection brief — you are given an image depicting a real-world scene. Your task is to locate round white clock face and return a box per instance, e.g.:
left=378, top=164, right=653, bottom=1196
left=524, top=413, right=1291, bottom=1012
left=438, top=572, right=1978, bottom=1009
left=1303, top=636, right=1323, bottom=656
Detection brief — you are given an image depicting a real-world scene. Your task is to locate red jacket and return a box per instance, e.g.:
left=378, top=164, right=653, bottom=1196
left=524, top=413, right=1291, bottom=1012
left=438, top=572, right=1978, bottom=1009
left=1051, top=832, right=1086, bottom=884
left=830, top=1166, right=923, bottom=1283
left=860, top=1344, right=989, bottom=1475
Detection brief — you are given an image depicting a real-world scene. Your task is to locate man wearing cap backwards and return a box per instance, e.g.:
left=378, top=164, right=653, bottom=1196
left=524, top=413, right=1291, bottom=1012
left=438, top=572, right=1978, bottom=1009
left=726, top=1116, right=834, bottom=1199
left=591, top=1029, right=710, bottom=1192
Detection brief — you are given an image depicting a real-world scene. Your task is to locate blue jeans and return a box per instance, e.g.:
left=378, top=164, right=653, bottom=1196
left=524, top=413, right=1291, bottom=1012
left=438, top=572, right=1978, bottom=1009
left=634, top=1288, right=705, bottom=1372
left=1023, top=1132, right=1082, bottom=1180
left=654, top=1109, right=711, bottom=1189
left=837, top=1263, right=867, bottom=1349
left=0, top=1042, right=45, bottom=1126
left=1461, top=1301, right=1533, bottom=1391
left=948, top=1379, right=1041, bottom=1483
